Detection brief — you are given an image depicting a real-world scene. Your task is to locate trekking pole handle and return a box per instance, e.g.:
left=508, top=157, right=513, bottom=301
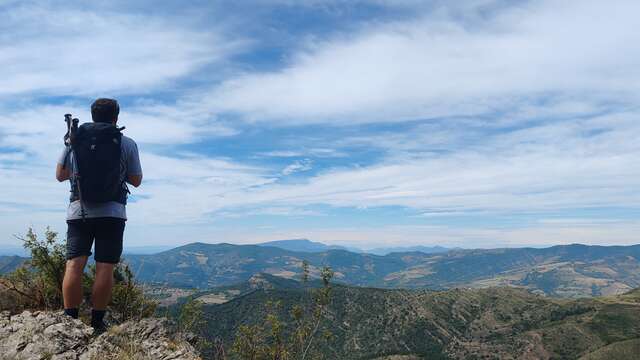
left=64, top=114, right=72, bottom=146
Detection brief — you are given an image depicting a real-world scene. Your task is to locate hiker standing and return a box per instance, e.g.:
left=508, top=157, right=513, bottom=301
left=55, top=98, right=142, bottom=332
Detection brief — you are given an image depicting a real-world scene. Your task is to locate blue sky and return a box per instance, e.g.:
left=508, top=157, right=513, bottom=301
left=1, top=0, right=639, bottom=250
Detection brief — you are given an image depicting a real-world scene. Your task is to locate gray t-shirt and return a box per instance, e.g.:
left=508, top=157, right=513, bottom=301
left=58, top=135, right=142, bottom=220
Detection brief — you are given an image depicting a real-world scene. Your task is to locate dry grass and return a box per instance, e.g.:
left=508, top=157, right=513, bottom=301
left=113, top=340, right=149, bottom=360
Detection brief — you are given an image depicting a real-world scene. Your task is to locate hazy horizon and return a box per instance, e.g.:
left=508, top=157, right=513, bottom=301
left=3, top=237, right=638, bottom=258
left=2, top=0, right=639, bottom=249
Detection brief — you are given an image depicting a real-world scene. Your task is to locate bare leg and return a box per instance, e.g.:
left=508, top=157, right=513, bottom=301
left=92, top=262, right=115, bottom=310
left=63, top=256, right=88, bottom=309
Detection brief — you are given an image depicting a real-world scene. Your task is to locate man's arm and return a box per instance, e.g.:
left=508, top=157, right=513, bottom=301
left=56, top=148, right=71, bottom=182
left=125, top=138, right=143, bottom=188
left=56, top=164, right=71, bottom=182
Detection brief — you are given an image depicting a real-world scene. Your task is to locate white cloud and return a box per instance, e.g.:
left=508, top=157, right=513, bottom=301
left=203, top=0, right=640, bottom=124
left=0, top=100, right=236, bottom=164
left=2, top=106, right=639, bottom=247
left=256, top=148, right=346, bottom=158
left=215, top=206, right=325, bottom=218
left=0, top=102, right=268, bottom=229
left=282, top=158, right=313, bottom=175
left=0, top=4, right=242, bottom=96
left=126, top=152, right=277, bottom=224
left=198, top=108, right=640, bottom=216
left=171, top=220, right=640, bottom=249
left=122, top=101, right=239, bottom=145
left=256, top=150, right=305, bottom=157
left=1, top=0, right=639, bottom=248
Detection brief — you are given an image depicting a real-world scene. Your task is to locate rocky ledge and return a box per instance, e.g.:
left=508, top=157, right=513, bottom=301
left=0, top=310, right=200, bottom=360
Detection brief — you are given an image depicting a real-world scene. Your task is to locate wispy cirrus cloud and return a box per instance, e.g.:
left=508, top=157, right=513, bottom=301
left=0, top=3, right=243, bottom=97
left=203, top=0, right=640, bottom=124
left=0, top=0, right=248, bottom=238
left=282, top=158, right=313, bottom=175
left=278, top=220, right=640, bottom=249
left=254, top=110, right=639, bottom=212
left=1, top=0, right=638, bottom=249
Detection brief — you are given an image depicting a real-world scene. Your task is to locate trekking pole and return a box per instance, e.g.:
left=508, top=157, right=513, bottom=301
left=63, top=114, right=87, bottom=220
left=62, top=114, right=72, bottom=168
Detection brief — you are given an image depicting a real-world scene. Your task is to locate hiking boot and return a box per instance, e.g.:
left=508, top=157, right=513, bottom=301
left=90, top=309, right=108, bottom=336
left=91, top=319, right=110, bottom=336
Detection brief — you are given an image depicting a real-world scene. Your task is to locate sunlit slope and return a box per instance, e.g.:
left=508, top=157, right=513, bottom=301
left=199, top=284, right=640, bottom=359
left=125, top=243, right=640, bottom=297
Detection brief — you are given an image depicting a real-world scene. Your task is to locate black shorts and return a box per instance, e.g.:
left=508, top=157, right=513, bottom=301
left=66, top=217, right=126, bottom=263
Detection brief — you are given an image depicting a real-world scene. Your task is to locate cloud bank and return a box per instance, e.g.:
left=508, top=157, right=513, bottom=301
left=207, top=0, right=640, bottom=124
left=1, top=0, right=638, bottom=248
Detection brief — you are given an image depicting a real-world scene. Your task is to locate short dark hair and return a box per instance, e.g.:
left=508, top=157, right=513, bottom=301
left=91, top=98, right=120, bottom=123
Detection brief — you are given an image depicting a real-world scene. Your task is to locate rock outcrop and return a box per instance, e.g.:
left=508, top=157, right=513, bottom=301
left=82, top=317, right=199, bottom=360
left=0, top=310, right=200, bottom=360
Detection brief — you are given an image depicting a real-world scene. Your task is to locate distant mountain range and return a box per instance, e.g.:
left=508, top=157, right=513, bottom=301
left=4, top=239, right=639, bottom=298
left=256, top=239, right=355, bottom=252
left=188, top=275, right=640, bottom=359
left=255, top=238, right=453, bottom=255
left=0, top=239, right=451, bottom=258
left=0, top=256, right=24, bottom=274
left=0, top=247, right=28, bottom=257
left=121, top=241, right=640, bottom=298
left=365, top=244, right=454, bottom=255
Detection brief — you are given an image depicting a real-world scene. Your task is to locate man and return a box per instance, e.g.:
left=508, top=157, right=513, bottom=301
left=55, top=98, right=142, bottom=332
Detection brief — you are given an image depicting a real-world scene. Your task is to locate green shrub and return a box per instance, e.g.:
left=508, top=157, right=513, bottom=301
left=0, top=227, right=66, bottom=311
left=177, top=297, right=228, bottom=359
left=108, top=263, right=157, bottom=324
left=230, top=265, right=335, bottom=360
left=0, top=227, right=156, bottom=324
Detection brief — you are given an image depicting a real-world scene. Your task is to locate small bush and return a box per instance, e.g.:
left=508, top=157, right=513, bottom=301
left=0, top=228, right=66, bottom=311
left=0, top=227, right=156, bottom=324
left=230, top=265, right=335, bottom=360
left=108, top=263, right=157, bottom=324
left=178, top=298, right=225, bottom=357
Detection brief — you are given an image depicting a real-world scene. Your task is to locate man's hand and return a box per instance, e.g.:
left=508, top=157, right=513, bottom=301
left=127, top=174, right=143, bottom=187
left=56, top=164, right=71, bottom=182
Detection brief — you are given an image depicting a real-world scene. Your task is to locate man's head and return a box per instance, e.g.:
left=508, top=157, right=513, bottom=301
left=91, top=98, right=120, bottom=124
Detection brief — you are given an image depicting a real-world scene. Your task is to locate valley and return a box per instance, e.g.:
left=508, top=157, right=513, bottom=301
left=120, top=241, right=640, bottom=298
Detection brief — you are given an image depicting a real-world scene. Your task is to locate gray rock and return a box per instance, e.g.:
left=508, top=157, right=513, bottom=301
left=81, top=318, right=200, bottom=360
left=0, top=310, right=92, bottom=360
left=0, top=311, right=200, bottom=360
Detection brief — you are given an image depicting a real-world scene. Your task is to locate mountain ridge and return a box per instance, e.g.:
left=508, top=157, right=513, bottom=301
left=248, top=238, right=455, bottom=255
left=194, top=278, right=640, bottom=359
left=255, top=238, right=354, bottom=252
left=123, top=242, right=640, bottom=297
left=0, top=255, right=27, bottom=274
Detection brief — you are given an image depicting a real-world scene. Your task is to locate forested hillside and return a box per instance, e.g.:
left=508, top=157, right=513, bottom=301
left=124, top=242, right=640, bottom=297
left=195, top=282, right=640, bottom=359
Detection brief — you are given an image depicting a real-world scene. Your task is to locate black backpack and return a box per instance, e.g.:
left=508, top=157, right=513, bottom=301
left=71, top=122, right=127, bottom=204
